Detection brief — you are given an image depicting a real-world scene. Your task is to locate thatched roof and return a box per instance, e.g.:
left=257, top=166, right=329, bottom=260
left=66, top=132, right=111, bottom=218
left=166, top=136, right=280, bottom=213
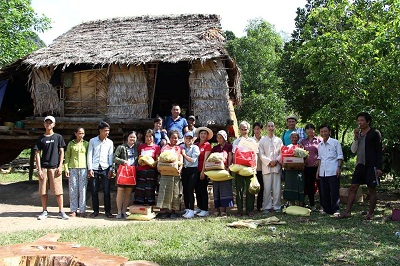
left=24, top=14, right=231, bottom=68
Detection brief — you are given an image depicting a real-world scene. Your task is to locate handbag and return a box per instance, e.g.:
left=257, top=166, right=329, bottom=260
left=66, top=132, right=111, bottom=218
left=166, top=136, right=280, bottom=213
left=117, top=165, right=136, bottom=185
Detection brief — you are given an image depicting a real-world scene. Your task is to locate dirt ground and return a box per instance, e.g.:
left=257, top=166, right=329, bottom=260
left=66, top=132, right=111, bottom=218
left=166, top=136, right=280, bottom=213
left=1, top=179, right=400, bottom=234
left=0, top=180, right=143, bottom=233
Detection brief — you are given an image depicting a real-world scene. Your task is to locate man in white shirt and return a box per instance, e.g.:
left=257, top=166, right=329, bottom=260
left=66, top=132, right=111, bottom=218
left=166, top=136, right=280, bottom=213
left=259, top=122, right=283, bottom=213
left=87, top=121, right=114, bottom=218
left=316, top=124, right=343, bottom=216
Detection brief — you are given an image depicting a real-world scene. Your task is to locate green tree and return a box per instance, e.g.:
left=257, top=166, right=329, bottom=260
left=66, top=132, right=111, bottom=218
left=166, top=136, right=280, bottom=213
left=281, top=0, right=400, bottom=144
left=226, top=19, right=287, bottom=129
left=0, top=0, right=50, bottom=67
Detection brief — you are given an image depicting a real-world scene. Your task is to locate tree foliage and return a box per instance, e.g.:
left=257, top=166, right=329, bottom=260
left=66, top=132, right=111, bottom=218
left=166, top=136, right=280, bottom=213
left=0, top=0, right=50, bottom=67
left=280, top=0, right=400, bottom=145
left=226, top=19, right=288, bottom=130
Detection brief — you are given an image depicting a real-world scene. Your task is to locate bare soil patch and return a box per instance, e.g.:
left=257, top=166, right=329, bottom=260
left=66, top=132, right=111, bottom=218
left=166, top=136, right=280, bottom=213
left=0, top=180, right=136, bottom=233
left=1, top=179, right=399, bottom=233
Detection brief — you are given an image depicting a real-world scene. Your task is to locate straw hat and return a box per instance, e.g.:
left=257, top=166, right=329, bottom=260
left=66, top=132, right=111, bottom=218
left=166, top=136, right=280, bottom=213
left=195, top=127, right=213, bottom=140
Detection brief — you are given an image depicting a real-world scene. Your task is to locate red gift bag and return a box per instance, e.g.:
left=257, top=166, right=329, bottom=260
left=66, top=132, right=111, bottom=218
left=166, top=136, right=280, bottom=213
left=280, top=145, right=297, bottom=163
left=117, top=165, right=136, bottom=185
left=234, top=149, right=256, bottom=167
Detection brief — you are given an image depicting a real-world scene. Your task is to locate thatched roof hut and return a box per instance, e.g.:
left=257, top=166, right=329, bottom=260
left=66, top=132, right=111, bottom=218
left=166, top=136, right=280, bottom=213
left=22, top=14, right=241, bottom=123
left=0, top=14, right=241, bottom=161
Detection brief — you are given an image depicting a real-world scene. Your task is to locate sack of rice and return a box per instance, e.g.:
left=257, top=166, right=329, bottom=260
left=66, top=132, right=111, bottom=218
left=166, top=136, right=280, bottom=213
left=207, top=152, right=225, bottom=162
left=238, top=167, right=255, bottom=177
left=229, top=164, right=245, bottom=173
left=159, top=150, right=178, bottom=163
left=205, top=170, right=233, bottom=181
left=283, top=206, right=311, bottom=216
left=138, top=155, right=155, bottom=166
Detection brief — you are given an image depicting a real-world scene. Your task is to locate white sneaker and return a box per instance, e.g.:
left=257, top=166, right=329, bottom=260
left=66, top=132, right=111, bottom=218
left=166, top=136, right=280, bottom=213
left=58, top=211, right=69, bottom=220
left=182, top=209, right=189, bottom=217
left=194, top=208, right=201, bottom=214
left=116, top=214, right=122, bottom=219
left=197, top=210, right=209, bottom=217
left=37, top=210, right=48, bottom=220
left=184, top=210, right=194, bottom=219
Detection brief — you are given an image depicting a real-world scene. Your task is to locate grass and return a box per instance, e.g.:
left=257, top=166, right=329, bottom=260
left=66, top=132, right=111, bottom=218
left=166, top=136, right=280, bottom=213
left=0, top=211, right=399, bottom=265
left=1, top=169, right=400, bottom=265
left=0, top=172, right=29, bottom=183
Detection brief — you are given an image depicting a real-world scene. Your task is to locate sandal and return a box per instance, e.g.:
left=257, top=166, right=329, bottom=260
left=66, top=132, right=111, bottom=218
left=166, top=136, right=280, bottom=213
left=336, top=212, right=351, bottom=219
left=69, top=212, right=77, bottom=217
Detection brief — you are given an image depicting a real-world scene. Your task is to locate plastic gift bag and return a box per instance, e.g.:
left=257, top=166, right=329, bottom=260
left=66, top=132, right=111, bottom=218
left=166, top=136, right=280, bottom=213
left=234, top=148, right=256, bottom=167
left=249, top=175, right=260, bottom=195
left=117, top=165, right=136, bottom=185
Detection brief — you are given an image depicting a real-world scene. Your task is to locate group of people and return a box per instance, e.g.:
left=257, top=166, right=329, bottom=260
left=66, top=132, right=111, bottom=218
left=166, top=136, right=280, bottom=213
left=34, top=106, right=382, bottom=221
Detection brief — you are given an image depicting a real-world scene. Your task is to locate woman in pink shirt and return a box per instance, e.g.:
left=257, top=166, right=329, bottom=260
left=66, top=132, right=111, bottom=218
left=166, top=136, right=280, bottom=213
left=299, top=123, right=322, bottom=211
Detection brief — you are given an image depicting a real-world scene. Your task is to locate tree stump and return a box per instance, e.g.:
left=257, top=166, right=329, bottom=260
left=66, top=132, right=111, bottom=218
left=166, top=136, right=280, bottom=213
left=0, top=234, right=158, bottom=266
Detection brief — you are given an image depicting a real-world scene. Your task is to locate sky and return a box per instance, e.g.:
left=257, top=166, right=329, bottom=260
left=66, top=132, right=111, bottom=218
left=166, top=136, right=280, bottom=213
left=31, top=0, right=307, bottom=45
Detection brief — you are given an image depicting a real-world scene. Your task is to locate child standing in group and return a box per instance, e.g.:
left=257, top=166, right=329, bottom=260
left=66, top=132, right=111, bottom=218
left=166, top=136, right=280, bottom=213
left=35, top=115, right=68, bottom=220
left=156, top=130, right=183, bottom=219
left=211, top=130, right=234, bottom=217
left=153, top=116, right=169, bottom=147
left=64, top=127, right=89, bottom=218
left=180, top=131, right=200, bottom=218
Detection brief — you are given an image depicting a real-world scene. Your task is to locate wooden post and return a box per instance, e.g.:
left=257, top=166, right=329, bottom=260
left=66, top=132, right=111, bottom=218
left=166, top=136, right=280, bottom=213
left=29, top=146, right=35, bottom=182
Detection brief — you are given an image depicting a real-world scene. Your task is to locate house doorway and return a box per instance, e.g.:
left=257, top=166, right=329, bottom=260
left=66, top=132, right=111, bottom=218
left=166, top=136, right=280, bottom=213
left=151, top=62, right=190, bottom=119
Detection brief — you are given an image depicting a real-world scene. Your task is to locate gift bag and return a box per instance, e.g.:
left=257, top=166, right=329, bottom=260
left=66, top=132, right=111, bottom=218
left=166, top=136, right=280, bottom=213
left=234, top=148, right=256, bottom=167
left=117, top=165, right=136, bottom=185
left=249, top=175, right=260, bottom=195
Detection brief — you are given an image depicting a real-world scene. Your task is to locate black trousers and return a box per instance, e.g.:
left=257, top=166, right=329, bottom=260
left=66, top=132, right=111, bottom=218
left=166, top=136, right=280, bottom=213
left=181, top=167, right=198, bottom=210
left=256, top=170, right=264, bottom=210
left=195, top=172, right=209, bottom=211
left=304, top=167, right=318, bottom=206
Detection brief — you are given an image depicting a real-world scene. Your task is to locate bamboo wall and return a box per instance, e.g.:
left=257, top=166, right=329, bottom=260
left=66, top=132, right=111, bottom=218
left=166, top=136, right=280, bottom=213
left=189, top=59, right=230, bottom=126
left=63, top=69, right=107, bottom=116
left=107, top=65, right=148, bottom=119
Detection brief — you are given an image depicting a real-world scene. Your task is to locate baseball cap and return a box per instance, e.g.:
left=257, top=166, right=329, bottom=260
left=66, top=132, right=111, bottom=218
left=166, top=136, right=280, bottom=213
left=44, top=115, right=55, bottom=123
left=188, top=115, right=196, bottom=121
left=217, top=130, right=227, bottom=141
left=184, top=131, right=194, bottom=138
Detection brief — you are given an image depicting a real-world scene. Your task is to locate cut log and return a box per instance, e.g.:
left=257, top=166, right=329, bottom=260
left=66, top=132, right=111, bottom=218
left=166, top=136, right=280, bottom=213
left=0, top=233, right=158, bottom=266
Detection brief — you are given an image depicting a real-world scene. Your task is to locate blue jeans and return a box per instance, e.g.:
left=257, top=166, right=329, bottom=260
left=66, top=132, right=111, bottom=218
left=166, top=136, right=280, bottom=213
left=90, top=168, right=111, bottom=213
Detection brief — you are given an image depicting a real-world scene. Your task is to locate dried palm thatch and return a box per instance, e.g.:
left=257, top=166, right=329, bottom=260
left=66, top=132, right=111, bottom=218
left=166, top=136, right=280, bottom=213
left=189, top=60, right=230, bottom=126
left=24, top=14, right=228, bottom=68
left=10, top=14, right=242, bottom=117
left=107, top=65, right=148, bottom=118
left=29, top=68, right=60, bottom=115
